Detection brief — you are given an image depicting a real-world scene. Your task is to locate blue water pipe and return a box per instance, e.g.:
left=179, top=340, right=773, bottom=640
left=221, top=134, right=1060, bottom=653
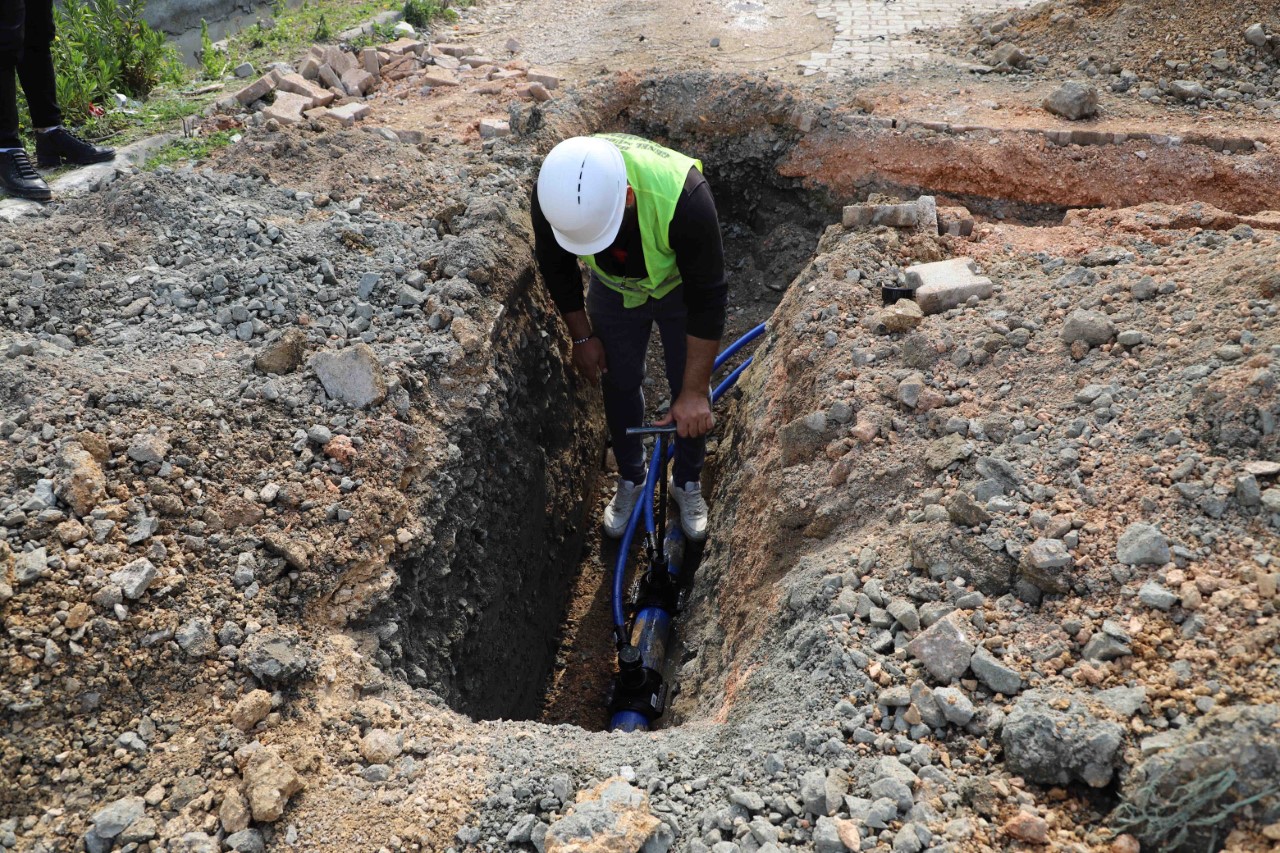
left=713, top=322, right=766, bottom=372
left=608, top=322, right=766, bottom=732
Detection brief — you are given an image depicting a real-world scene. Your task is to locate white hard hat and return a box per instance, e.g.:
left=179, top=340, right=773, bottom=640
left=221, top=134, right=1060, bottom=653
left=537, top=137, right=627, bottom=256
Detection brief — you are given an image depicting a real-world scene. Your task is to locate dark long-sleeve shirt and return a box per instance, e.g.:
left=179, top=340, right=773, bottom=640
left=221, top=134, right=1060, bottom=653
left=531, top=165, right=728, bottom=341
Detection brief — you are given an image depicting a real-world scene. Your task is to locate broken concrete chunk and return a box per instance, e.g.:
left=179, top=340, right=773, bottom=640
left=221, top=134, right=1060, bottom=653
left=843, top=202, right=918, bottom=230
left=479, top=118, right=511, bottom=139
left=527, top=68, right=559, bottom=89
left=969, top=647, right=1023, bottom=695
left=241, top=629, right=314, bottom=686
left=1019, top=538, right=1072, bottom=594
left=421, top=69, right=460, bottom=88
left=937, top=205, right=974, bottom=237
left=92, top=797, right=146, bottom=839
left=519, top=81, right=552, bottom=102
left=906, top=258, right=994, bottom=314
left=1116, top=523, right=1170, bottom=566
left=312, top=343, right=386, bottom=408
left=317, top=63, right=343, bottom=91
left=263, top=91, right=310, bottom=125
left=318, top=102, right=372, bottom=127
left=110, top=557, right=158, bottom=600
left=383, top=37, right=424, bottom=56
left=322, top=45, right=356, bottom=75
left=906, top=613, right=975, bottom=684
left=128, top=432, right=170, bottom=465
left=276, top=73, right=335, bottom=108
left=360, top=47, right=381, bottom=75
left=234, top=74, right=277, bottom=106
left=545, top=778, right=673, bottom=853
left=298, top=55, right=321, bottom=80
left=340, top=68, right=376, bottom=96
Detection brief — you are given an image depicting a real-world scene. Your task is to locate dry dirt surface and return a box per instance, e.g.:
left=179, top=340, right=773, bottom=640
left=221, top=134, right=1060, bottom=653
left=2, top=2, right=1280, bottom=853
left=451, top=0, right=832, bottom=83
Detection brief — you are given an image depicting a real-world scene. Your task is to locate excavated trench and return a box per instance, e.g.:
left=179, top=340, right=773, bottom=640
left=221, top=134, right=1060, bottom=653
left=371, top=71, right=1280, bottom=727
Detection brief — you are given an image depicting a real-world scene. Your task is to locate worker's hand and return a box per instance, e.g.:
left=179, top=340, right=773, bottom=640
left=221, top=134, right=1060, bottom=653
left=657, top=390, right=714, bottom=438
left=572, top=336, right=607, bottom=385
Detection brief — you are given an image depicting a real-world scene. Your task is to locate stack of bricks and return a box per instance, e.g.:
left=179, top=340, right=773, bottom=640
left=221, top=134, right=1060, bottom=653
left=216, top=33, right=562, bottom=132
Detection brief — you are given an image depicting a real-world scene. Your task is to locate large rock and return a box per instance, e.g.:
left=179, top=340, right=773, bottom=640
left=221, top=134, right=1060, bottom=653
left=544, top=777, right=673, bottom=853
left=219, top=788, right=252, bottom=834
left=1169, top=80, right=1210, bottom=101
left=1116, top=523, right=1170, bottom=565
left=1019, top=538, right=1072, bottom=594
left=1061, top=309, right=1116, bottom=347
left=1117, top=704, right=1280, bottom=851
left=241, top=629, right=314, bottom=686
left=360, top=728, right=403, bottom=764
left=91, top=796, right=146, bottom=839
left=800, top=768, right=849, bottom=816
left=1043, top=81, right=1098, bottom=120
left=906, top=613, right=976, bottom=684
left=908, top=521, right=1014, bottom=594
left=969, top=648, right=1023, bottom=695
left=176, top=618, right=217, bottom=657
left=254, top=328, right=307, bottom=374
left=238, top=744, right=304, bottom=823
left=312, top=344, right=387, bottom=408
left=109, top=557, right=157, bottom=600
left=879, top=298, right=923, bottom=333
left=231, top=690, right=273, bottom=732
left=55, top=443, right=106, bottom=516
left=1002, top=689, right=1124, bottom=787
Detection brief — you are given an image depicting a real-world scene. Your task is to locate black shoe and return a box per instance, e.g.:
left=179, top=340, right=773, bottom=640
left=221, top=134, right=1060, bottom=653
left=0, top=149, right=52, bottom=201
left=34, top=127, right=116, bottom=168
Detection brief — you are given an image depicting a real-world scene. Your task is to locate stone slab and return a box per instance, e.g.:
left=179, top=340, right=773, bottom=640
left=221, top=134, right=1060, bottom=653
left=906, top=257, right=994, bottom=314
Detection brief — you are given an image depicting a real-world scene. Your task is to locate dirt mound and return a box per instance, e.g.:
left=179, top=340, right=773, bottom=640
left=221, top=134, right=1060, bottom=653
left=935, top=0, right=1280, bottom=111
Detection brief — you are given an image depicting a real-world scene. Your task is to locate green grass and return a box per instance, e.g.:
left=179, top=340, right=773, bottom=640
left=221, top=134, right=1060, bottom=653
left=227, top=0, right=404, bottom=69
left=17, top=0, right=472, bottom=164
left=143, top=130, right=237, bottom=170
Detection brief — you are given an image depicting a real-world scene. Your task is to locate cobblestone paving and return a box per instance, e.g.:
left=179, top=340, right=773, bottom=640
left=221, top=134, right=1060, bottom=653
left=800, top=0, right=1038, bottom=77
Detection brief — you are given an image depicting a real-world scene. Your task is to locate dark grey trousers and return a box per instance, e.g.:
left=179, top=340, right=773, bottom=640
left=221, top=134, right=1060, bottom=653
left=586, top=276, right=705, bottom=486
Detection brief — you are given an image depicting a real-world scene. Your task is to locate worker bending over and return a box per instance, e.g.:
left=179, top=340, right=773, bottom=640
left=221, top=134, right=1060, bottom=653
left=532, top=134, right=728, bottom=542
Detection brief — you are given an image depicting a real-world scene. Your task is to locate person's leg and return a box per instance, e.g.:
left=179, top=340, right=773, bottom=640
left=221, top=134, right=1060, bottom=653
left=653, top=288, right=707, bottom=487
left=23, top=0, right=110, bottom=167
left=0, top=0, right=24, bottom=149
left=0, top=0, right=51, bottom=201
left=586, top=276, right=653, bottom=486
left=16, top=0, right=59, bottom=132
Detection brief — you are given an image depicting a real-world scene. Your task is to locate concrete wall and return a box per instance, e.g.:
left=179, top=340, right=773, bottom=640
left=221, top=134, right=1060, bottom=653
left=143, top=0, right=259, bottom=35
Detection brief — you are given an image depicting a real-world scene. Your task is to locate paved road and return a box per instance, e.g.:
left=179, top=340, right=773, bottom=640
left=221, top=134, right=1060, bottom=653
left=800, top=0, right=1037, bottom=76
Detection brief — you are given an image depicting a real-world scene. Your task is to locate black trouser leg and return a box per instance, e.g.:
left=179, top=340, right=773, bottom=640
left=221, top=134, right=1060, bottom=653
left=17, top=0, right=59, bottom=131
left=0, top=0, right=24, bottom=148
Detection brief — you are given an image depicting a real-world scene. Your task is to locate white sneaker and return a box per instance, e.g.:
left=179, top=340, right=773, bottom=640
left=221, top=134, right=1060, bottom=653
left=602, top=478, right=645, bottom=538
left=670, top=479, right=708, bottom=542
